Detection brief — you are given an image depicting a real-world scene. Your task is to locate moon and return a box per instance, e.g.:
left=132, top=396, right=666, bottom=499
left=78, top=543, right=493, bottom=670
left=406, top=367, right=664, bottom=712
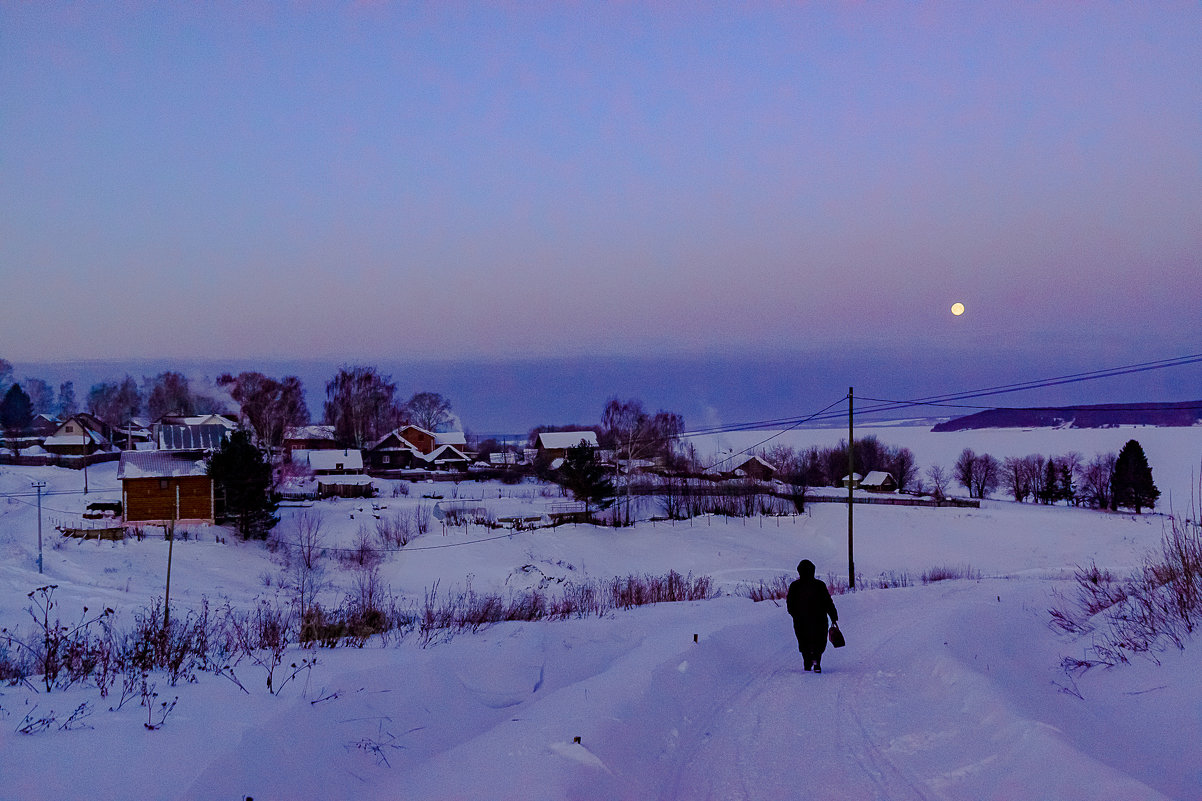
left=950, top=302, right=965, bottom=316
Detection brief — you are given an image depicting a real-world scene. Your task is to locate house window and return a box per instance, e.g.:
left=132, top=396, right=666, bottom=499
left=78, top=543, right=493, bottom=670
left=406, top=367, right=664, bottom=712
left=66, top=425, right=75, bottom=433
left=382, top=455, right=391, bottom=464
left=159, top=479, right=169, bottom=490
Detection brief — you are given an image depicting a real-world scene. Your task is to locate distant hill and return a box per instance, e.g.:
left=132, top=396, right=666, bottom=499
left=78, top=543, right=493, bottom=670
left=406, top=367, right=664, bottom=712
left=932, top=401, right=1202, bottom=432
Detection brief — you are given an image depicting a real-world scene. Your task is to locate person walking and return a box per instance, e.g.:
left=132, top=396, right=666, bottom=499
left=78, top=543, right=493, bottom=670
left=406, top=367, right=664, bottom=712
left=787, top=559, right=839, bottom=673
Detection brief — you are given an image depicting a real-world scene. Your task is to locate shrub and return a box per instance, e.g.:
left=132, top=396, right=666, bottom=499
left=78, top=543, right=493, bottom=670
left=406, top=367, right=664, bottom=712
left=1051, top=513, right=1202, bottom=665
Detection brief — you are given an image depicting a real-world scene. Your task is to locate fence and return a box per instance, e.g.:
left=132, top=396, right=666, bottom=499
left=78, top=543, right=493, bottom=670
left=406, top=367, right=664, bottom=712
left=0, top=451, right=121, bottom=469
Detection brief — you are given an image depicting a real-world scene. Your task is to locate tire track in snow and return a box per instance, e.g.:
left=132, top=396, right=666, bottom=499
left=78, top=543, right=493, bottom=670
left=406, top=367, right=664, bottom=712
left=653, top=611, right=931, bottom=801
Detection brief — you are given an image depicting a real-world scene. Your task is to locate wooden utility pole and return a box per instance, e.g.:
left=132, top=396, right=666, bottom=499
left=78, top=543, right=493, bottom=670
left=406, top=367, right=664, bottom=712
left=848, top=387, right=855, bottom=590
left=164, top=484, right=179, bottom=629
left=32, top=481, right=46, bottom=574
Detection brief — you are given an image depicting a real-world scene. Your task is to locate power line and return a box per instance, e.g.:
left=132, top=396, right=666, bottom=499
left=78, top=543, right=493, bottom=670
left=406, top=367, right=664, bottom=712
left=853, top=396, right=1202, bottom=414
left=704, top=396, right=849, bottom=471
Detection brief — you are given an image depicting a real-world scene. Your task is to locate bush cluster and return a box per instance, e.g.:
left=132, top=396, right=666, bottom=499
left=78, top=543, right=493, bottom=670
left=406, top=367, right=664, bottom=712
left=1050, top=513, right=1202, bottom=665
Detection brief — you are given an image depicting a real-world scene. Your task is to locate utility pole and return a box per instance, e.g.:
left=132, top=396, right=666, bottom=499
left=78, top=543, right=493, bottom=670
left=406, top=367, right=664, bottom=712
left=847, top=387, right=855, bottom=591
left=164, top=484, right=179, bottom=629
left=32, top=481, right=46, bottom=574
left=81, top=424, right=88, bottom=495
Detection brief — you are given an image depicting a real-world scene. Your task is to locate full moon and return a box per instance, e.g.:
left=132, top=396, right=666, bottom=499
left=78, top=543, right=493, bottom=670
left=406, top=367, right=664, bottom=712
left=951, top=302, right=965, bottom=316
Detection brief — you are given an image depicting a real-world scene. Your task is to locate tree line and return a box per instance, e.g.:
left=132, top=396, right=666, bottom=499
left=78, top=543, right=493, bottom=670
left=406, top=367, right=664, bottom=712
left=947, top=441, right=1158, bottom=512
left=0, top=358, right=457, bottom=457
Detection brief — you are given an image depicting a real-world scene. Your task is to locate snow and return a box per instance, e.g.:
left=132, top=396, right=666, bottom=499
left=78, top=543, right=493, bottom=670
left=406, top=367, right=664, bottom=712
left=305, top=449, right=364, bottom=472
left=536, top=431, right=599, bottom=450
left=0, top=423, right=1200, bottom=799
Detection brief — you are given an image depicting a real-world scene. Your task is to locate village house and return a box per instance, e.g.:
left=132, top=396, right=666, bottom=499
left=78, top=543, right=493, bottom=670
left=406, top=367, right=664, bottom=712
left=157, top=423, right=228, bottom=451
left=157, top=413, right=238, bottom=429
left=117, top=450, right=215, bottom=524
left=859, top=471, right=898, bottom=492
left=364, top=429, right=424, bottom=470
left=364, top=426, right=470, bottom=472
left=283, top=424, right=339, bottom=455
left=535, top=431, right=600, bottom=461
left=305, top=449, right=364, bottom=476
left=728, top=455, right=777, bottom=482
left=42, top=414, right=111, bottom=456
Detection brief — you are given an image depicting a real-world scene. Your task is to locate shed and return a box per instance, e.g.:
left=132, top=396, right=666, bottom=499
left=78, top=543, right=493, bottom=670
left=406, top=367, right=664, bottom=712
left=840, top=473, right=863, bottom=489
left=317, top=475, right=376, bottom=499
left=118, top=451, right=214, bottom=523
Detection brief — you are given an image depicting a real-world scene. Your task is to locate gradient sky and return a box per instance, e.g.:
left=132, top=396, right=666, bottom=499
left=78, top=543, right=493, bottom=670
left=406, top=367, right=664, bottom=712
left=2, top=3, right=1200, bottom=364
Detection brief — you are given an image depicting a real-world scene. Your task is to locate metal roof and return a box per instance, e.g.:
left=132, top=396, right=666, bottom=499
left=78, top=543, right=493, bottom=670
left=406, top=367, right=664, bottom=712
left=158, top=424, right=228, bottom=451
left=118, top=451, right=209, bottom=480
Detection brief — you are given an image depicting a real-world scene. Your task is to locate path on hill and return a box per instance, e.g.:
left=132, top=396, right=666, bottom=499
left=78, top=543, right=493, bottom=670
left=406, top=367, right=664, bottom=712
left=589, top=581, right=1175, bottom=801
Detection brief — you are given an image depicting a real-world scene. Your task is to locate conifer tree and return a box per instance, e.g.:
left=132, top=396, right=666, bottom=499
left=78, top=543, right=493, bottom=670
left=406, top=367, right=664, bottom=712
left=1111, top=439, right=1159, bottom=513
left=1, top=383, right=33, bottom=455
left=556, top=442, right=614, bottom=517
left=208, top=431, right=278, bottom=538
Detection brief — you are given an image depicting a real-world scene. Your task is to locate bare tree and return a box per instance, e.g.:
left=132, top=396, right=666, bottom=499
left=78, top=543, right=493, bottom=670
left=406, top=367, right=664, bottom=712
left=57, top=381, right=79, bottom=418
left=954, top=448, right=1000, bottom=499
left=323, top=366, right=402, bottom=449
left=1078, top=453, right=1116, bottom=509
left=926, top=464, right=950, bottom=500
left=973, top=454, right=1001, bottom=499
left=404, top=392, right=453, bottom=432
left=219, top=372, right=309, bottom=455
left=1002, top=456, right=1031, bottom=502
left=21, top=378, right=54, bottom=416
left=954, top=449, right=977, bottom=495
left=292, top=510, right=325, bottom=570
left=145, top=371, right=195, bottom=419
left=87, top=376, right=142, bottom=427
left=601, top=398, right=684, bottom=525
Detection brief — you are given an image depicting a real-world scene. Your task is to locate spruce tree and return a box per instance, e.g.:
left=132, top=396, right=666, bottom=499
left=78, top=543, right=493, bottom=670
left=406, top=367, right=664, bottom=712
left=1, top=383, right=33, bottom=455
left=208, top=431, right=279, bottom=538
left=1111, top=439, right=1159, bottom=513
left=556, top=443, right=614, bottom=517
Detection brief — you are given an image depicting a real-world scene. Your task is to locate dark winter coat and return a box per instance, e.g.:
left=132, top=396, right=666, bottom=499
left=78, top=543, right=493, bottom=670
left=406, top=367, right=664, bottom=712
left=787, top=562, right=838, bottom=658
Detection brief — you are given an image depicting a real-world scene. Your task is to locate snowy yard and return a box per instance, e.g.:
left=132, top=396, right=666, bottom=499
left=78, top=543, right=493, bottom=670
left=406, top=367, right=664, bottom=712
left=1, top=424, right=1200, bottom=800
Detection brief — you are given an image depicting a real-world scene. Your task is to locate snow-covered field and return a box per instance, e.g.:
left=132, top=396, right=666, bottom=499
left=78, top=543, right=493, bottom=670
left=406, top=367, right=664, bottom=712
left=1, top=424, right=1200, bottom=800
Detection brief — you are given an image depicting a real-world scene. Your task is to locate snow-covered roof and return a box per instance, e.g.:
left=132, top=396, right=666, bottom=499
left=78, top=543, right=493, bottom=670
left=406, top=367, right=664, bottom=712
left=306, top=450, right=364, bottom=472
left=424, top=444, right=469, bottom=463
left=286, top=424, right=336, bottom=441
left=861, top=471, right=895, bottom=486
left=434, top=431, right=467, bottom=447
left=734, top=455, right=777, bottom=472
left=118, top=451, right=209, bottom=480
left=537, top=431, right=599, bottom=450
left=164, top=413, right=239, bottom=428
left=44, top=429, right=106, bottom=447
left=316, top=475, right=375, bottom=486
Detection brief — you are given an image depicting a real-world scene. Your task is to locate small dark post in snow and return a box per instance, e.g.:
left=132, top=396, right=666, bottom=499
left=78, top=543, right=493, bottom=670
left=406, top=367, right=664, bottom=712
left=693, top=633, right=698, bottom=643
left=573, top=736, right=581, bottom=744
